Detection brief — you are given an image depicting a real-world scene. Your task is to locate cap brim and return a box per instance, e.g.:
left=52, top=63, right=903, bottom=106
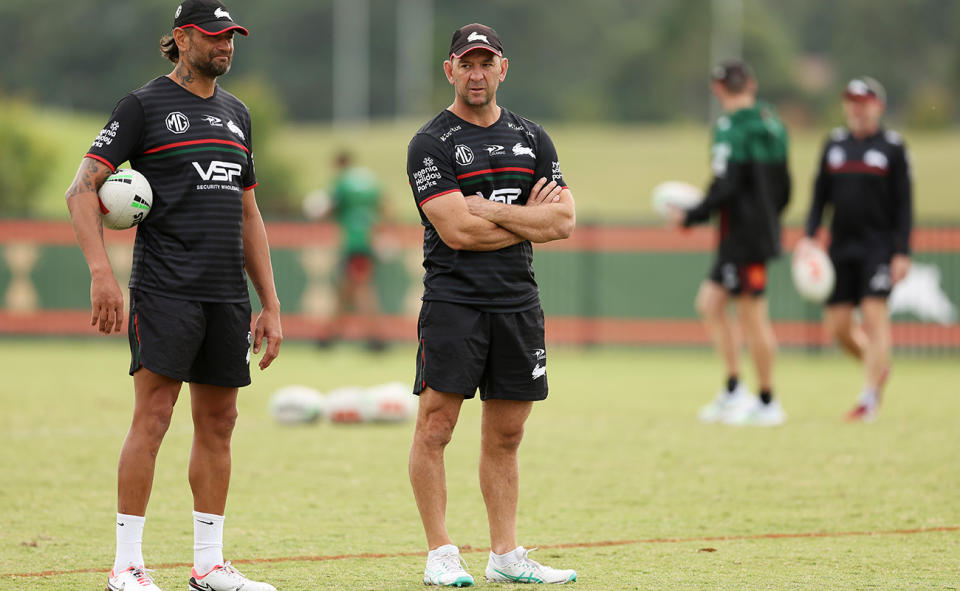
left=179, top=22, right=249, bottom=36
left=843, top=91, right=877, bottom=102
left=451, top=44, right=502, bottom=59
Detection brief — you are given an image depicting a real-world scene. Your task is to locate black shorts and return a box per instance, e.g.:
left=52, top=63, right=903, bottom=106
left=828, top=258, right=892, bottom=305
left=708, top=259, right=767, bottom=296
left=128, top=289, right=252, bottom=387
left=414, top=300, right=548, bottom=401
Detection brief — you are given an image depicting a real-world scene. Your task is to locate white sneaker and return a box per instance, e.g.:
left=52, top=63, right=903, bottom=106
left=423, top=545, right=475, bottom=587
left=698, top=384, right=755, bottom=423
left=188, top=562, right=276, bottom=591
left=106, top=566, right=162, bottom=591
left=485, top=547, right=577, bottom=584
left=727, top=398, right=786, bottom=426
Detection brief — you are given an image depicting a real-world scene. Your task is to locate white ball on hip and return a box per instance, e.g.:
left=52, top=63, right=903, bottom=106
left=98, top=168, right=153, bottom=230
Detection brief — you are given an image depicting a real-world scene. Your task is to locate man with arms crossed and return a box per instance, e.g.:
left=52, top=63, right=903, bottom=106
left=671, top=61, right=791, bottom=426
left=798, top=77, right=912, bottom=421
left=406, top=23, right=577, bottom=586
left=65, top=2, right=281, bottom=589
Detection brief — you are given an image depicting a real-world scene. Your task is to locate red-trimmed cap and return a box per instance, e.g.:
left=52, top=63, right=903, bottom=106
left=449, top=23, right=502, bottom=58
left=844, top=77, right=886, bottom=103
left=174, top=0, right=248, bottom=36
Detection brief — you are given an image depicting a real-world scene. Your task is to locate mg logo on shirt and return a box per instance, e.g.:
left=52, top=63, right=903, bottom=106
left=454, top=144, right=474, bottom=166
left=165, top=111, right=190, bottom=134
left=192, top=160, right=243, bottom=182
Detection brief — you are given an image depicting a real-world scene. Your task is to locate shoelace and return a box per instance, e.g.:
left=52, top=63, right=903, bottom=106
left=128, top=567, right=157, bottom=587
left=212, top=561, right=247, bottom=581
left=435, top=553, right=469, bottom=573
left=514, top=547, right=545, bottom=570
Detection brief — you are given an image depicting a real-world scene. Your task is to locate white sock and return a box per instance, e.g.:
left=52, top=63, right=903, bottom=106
left=193, top=511, right=225, bottom=576
left=428, top=544, right=459, bottom=558
left=490, top=546, right=524, bottom=566
left=113, top=513, right=146, bottom=573
left=859, top=387, right=879, bottom=408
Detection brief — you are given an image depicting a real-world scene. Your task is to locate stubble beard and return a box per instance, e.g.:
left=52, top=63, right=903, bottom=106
left=460, top=86, right=493, bottom=108
left=190, top=51, right=232, bottom=78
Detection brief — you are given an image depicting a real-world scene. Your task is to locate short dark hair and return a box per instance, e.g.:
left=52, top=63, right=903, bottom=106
left=160, top=33, right=179, bottom=63
left=712, top=60, right=754, bottom=94
left=335, top=151, right=352, bottom=168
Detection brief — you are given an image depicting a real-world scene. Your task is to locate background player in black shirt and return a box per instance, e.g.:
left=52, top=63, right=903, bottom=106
left=671, top=62, right=791, bottom=427
left=798, top=77, right=912, bottom=421
left=64, top=2, right=280, bottom=590
left=406, top=24, right=577, bottom=586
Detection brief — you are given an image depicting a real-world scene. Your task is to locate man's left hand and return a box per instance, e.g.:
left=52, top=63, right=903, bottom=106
left=253, top=307, right=283, bottom=370
left=465, top=193, right=496, bottom=219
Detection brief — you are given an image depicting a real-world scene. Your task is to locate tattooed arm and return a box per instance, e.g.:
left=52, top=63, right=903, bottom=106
left=241, top=188, right=282, bottom=370
left=65, top=157, right=125, bottom=335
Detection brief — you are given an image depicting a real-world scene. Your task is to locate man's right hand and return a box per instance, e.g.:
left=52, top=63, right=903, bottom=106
left=90, top=272, right=124, bottom=334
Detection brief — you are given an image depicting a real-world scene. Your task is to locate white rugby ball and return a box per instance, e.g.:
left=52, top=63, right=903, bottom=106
left=792, top=245, right=836, bottom=303
left=268, top=385, right=325, bottom=424
left=366, top=381, right=417, bottom=422
left=325, top=386, right=375, bottom=424
left=98, top=168, right=153, bottom=230
left=651, top=181, right=703, bottom=218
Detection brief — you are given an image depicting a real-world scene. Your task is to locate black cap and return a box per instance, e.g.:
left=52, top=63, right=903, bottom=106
left=844, top=77, right=886, bottom=103
left=174, top=0, right=248, bottom=36
left=711, top=60, right=754, bottom=92
left=449, top=23, right=503, bottom=59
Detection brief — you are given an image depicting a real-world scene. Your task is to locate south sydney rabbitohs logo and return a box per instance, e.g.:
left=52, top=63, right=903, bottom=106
left=226, top=120, right=245, bottom=140
left=531, top=348, right=546, bottom=380
left=165, top=111, right=190, bottom=134
left=454, top=144, right=474, bottom=166
left=214, top=7, right=231, bottom=19
left=512, top=143, right=535, bottom=157
left=467, top=31, right=489, bottom=44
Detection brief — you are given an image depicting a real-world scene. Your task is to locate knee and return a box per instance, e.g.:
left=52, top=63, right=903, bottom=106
left=133, top=401, right=175, bottom=447
left=695, top=293, right=721, bottom=320
left=198, top=406, right=239, bottom=442
left=486, top=424, right=525, bottom=453
left=415, top=411, right=456, bottom=450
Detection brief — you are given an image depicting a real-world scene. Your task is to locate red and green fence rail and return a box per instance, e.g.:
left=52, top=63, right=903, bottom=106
left=1, top=220, right=958, bottom=350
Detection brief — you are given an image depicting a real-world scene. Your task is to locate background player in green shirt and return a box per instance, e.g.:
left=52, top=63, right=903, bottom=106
left=319, top=151, right=387, bottom=350
left=670, top=61, right=791, bottom=426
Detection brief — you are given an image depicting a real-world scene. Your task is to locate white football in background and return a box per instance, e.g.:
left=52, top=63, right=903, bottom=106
left=98, top=168, right=153, bottom=230
left=325, top=386, right=375, bottom=424
left=792, top=245, right=836, bottom=303
left=268, top=385, right=325, bottom=424
left=366, top=381, right=417, bottom=422
left=651, top=181, right=703, bottom=218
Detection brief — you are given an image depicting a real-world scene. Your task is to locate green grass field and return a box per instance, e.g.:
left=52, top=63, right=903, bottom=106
left=1, top=339, right=958, bottom=590
left=30, top=108, right=960, bottom=223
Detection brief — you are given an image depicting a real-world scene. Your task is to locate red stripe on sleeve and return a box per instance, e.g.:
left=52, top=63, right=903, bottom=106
left=419, top=188, right=460, bottom=206
left=84, top=154, right=117, bottom=173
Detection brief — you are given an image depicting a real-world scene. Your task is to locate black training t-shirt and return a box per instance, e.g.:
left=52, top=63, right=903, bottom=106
left=406, top=108, right=567, bottom=312
left=85, top=76, right=256, bottom=303
left=805, top=127, right=912, bottom=262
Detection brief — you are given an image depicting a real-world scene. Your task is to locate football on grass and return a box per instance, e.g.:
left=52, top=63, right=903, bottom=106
left=98, top=168, right=153, bottom=230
